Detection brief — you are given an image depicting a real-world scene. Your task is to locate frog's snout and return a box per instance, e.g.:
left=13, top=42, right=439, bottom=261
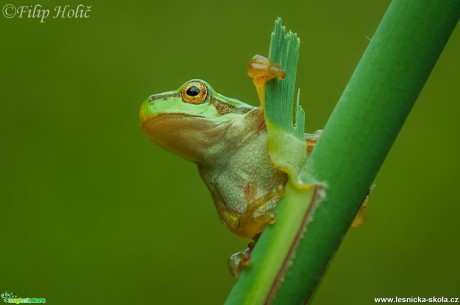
left=139, top=99, right=151, bottom=126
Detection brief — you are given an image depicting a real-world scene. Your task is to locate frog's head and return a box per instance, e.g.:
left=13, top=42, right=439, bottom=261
left=140, top=79, right=256, bottom=163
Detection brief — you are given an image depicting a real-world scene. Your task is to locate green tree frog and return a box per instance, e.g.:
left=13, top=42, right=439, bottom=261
left=140, top=57, right=314, bottom=238
left=139, top=57, right=364, bottom=276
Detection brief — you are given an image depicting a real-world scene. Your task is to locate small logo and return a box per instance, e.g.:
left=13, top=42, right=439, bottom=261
left=1, top=292, right=17, bottom=302
left=1, top=291, right=46, bottom=304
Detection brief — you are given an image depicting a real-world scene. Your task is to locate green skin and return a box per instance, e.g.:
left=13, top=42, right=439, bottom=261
left=140, top=79, right=287, bottom=239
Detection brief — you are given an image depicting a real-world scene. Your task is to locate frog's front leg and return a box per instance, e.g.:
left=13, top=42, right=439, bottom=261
left=248, top=55, right=286, bottom=106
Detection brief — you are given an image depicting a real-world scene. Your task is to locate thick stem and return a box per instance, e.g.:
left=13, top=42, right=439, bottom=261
left=275, top=1, right=460, bottom=304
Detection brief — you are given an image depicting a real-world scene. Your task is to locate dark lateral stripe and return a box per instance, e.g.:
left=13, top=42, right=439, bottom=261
left=211, top=98, right=235, bottom=114
left=148, top=92, right=180, bottom=101
left=211, top=97, right=252, bottom=115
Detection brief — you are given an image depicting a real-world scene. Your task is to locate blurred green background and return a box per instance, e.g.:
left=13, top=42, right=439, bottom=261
left=1, top=0, right=458, bottom=304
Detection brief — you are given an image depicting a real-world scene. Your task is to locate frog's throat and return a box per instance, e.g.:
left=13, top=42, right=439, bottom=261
left=141, top=109, right=265, bottom=164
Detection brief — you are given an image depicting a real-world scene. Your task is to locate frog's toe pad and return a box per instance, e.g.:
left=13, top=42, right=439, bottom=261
left=228, top=247, right=252, bottom=279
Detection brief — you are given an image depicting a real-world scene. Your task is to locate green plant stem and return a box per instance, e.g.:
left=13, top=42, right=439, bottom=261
left=275, top=1, right=460, bottom=304
left=225, top=1, right=459, bottom=304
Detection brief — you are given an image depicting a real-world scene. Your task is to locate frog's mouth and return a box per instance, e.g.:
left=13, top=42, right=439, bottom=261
left=141, top=113, right=230, bottom=163
left=140, top=113, right=219, bottom=134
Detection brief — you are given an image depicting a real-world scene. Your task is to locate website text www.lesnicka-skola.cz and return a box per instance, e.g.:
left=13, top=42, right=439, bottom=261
left=375, top=296, right=459, bottom=303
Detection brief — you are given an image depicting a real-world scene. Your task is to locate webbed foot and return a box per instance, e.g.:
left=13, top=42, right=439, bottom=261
left=248, top=55, right=286, bottom=107
left=228, top=239, right=258, bottom=278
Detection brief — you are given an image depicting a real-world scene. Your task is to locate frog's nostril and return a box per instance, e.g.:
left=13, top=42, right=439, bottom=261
left=148, top=95, right=157, bottom=102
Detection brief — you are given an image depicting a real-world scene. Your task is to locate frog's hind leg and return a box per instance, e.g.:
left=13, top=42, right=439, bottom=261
left=305, top=130, right=371, bottom=228
left=234, top=182, right=285, bottom=239
left=227, top=236, right=258, bottom=279
left=351, top=189, right=371, bottom=228
left=227, top=183, right=286, bottom=278
left=305, top=130, right=322, bottom=155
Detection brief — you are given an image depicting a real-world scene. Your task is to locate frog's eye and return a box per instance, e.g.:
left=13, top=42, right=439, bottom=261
left=181, top=81, right=208, bottom=104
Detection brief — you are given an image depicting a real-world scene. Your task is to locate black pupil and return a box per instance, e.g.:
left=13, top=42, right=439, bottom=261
left=186, top=86, right=200, bottom=97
